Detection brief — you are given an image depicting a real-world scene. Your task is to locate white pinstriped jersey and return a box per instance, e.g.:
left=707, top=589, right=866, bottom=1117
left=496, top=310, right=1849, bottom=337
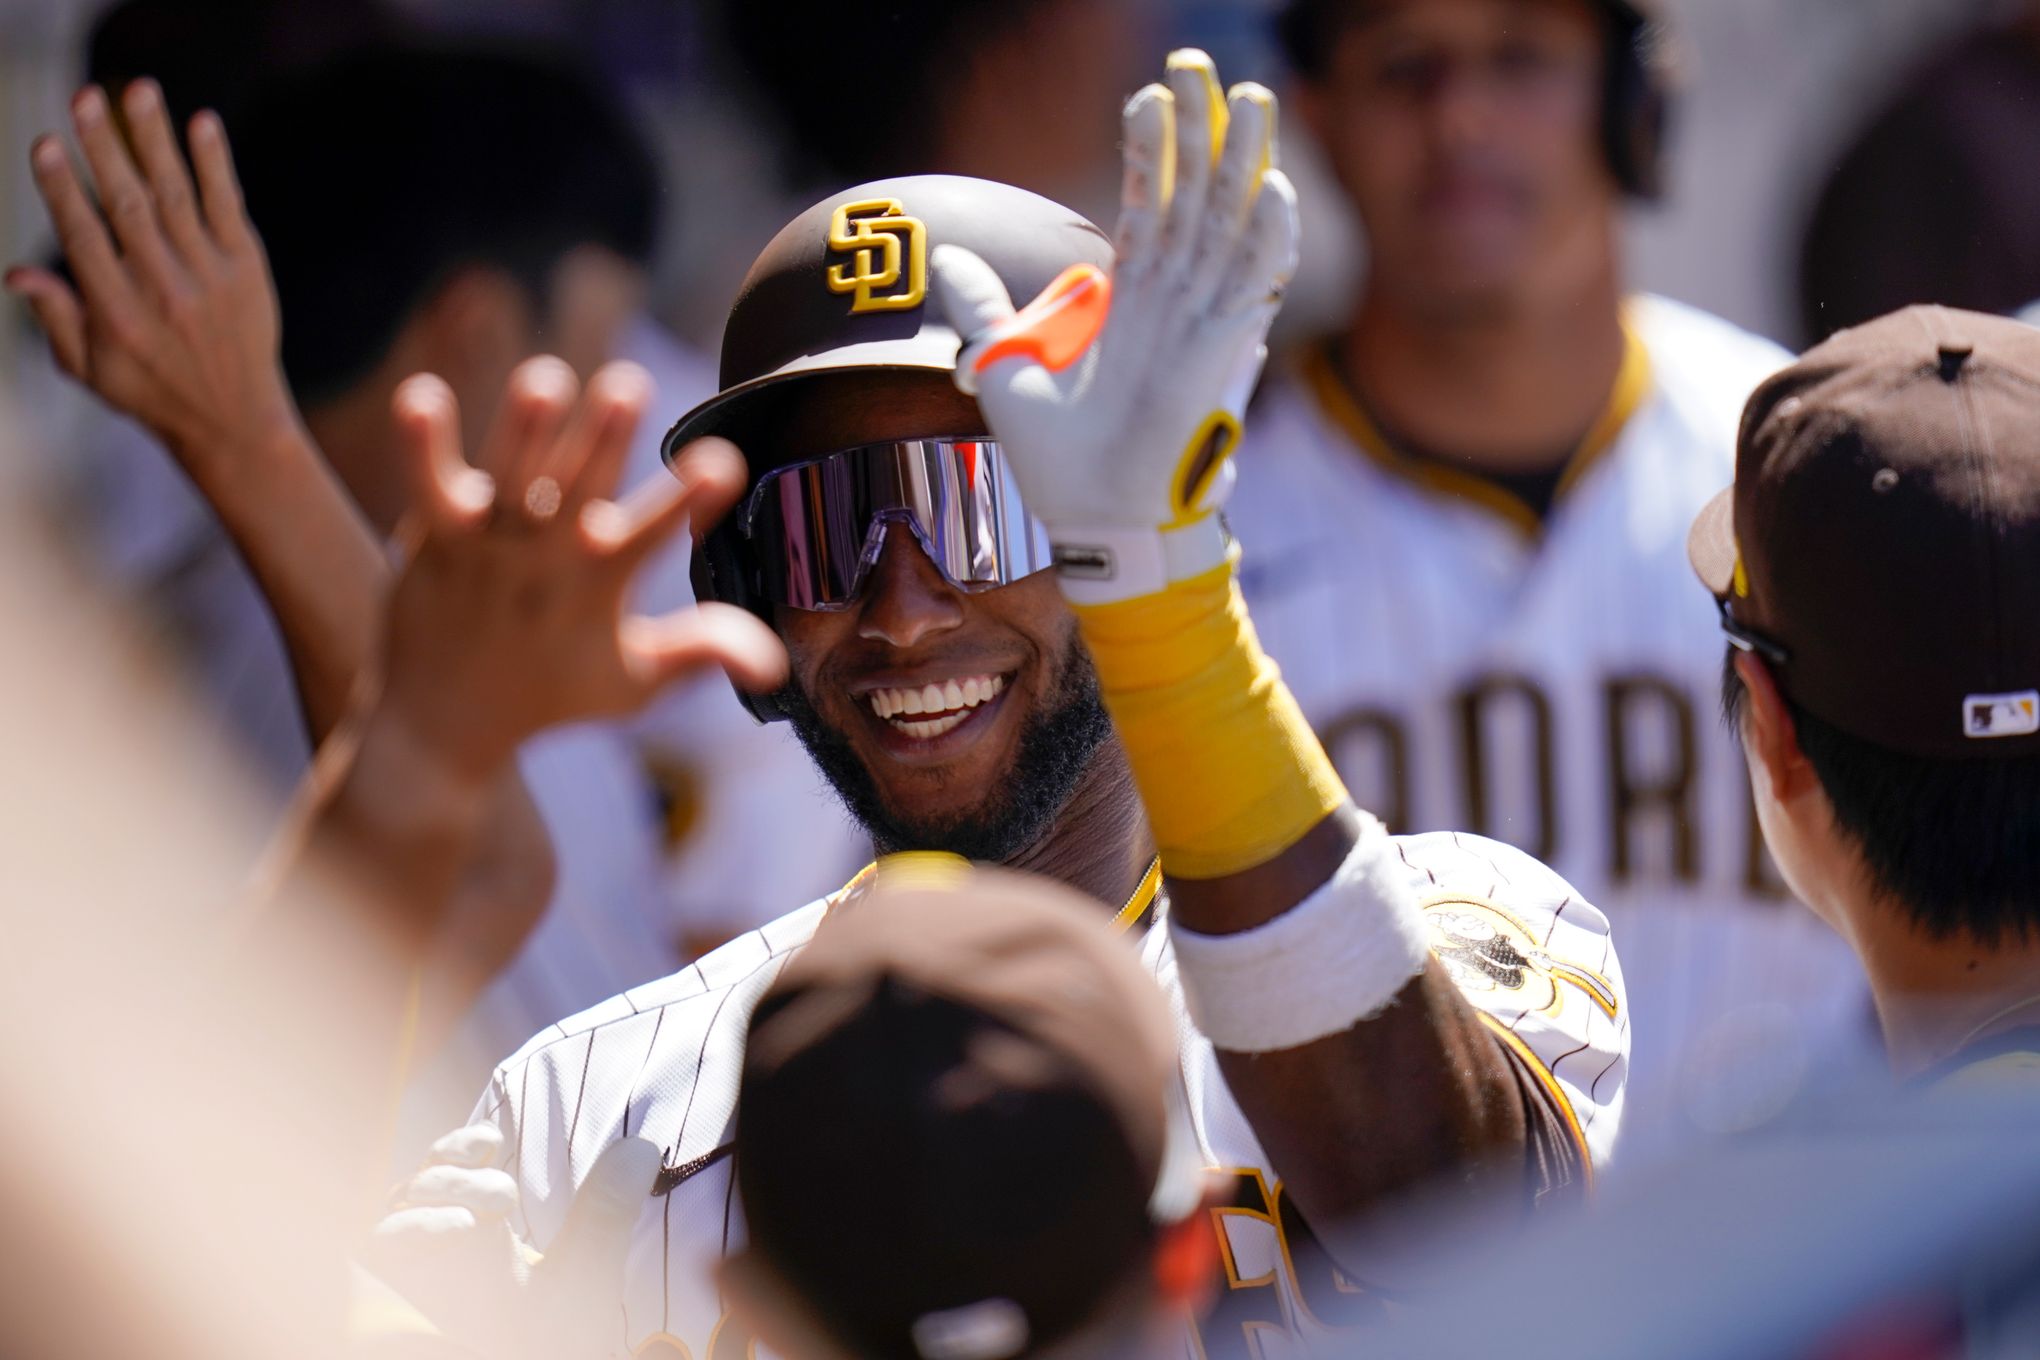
left=474, top=831, right=1625, bottom=1360
left=1227, top=295, right=1871, bottom=1172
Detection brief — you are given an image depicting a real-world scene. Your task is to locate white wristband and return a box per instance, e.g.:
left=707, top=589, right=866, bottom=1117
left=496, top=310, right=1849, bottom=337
left=1168, top=816, right=1430, bottom=1053
left=1050, top=516, right=1231, bottom=606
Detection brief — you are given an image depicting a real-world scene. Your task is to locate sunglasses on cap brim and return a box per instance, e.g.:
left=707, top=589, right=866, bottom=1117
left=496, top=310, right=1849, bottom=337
left=739, top=439, right=1055, bottom=611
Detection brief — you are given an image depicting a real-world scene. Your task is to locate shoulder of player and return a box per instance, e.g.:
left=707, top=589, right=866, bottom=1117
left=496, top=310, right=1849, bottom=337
left=1387, top=831, right=1608, bottom=937
left=489, top=897, right=830, bottom=1076
left=1630, top=294, right=1793, bottom=423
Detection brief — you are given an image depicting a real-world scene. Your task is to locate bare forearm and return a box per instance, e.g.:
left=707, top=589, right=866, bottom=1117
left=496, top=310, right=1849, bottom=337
left=1213, top=965, right=1534, bottom=1223
left=181, top=418, right=385, bottom=737
left=191, top=419, right=557, bottom=957
left=255, top=700, right=532, bottom=1059
left=1171, top=808, right=1539, bottom=1227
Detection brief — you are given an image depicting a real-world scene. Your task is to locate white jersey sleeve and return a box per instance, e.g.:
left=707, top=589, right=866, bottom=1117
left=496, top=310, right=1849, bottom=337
left=470, top=901, right=834, bottom=1360
left=1138, top=832, right=1624, bottom=1358
left=1393, top=830, right=1627, bottom=1165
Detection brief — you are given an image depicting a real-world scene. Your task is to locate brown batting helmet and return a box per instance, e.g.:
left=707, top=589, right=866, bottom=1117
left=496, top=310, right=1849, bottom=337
left=668, top=175, right=1113, bottom=721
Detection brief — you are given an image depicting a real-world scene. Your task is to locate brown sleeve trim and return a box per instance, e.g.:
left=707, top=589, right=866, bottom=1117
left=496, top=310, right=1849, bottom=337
left=1477, top=1011, right=1594, bottom=1197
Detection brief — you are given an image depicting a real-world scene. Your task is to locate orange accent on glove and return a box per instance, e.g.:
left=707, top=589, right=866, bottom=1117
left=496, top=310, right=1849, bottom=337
left=972, top=264, right=1112, bottom=377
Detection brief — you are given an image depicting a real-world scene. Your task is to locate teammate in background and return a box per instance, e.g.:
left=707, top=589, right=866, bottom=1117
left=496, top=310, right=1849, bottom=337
left=1693, top=305, right=2040, bottom=1089
left=363, top=52, right=1628, bottom=1360
left=25, top=0, right=397, bottom=789
left=1230, top=0, right=1865, bottom=1164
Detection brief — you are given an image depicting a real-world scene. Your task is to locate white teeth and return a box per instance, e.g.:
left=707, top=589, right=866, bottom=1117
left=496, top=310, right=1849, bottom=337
left=863, top=674, right=1009, bottom=732
left=895, top=711, right=969, bottom=740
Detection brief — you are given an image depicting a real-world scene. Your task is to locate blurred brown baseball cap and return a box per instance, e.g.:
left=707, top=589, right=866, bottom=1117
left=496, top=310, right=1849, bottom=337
left=1690, top=304, right=2040, bottom=758
left=734, top=856, right=1188, bottom=1360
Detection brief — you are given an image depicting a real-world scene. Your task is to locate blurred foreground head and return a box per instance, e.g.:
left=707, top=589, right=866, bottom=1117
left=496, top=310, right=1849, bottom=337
left=727, top=858, right=1210, bottom=1359
left=1279, top=0, right=1672, bottom=314
left=226, top=40, right=659, bottom=523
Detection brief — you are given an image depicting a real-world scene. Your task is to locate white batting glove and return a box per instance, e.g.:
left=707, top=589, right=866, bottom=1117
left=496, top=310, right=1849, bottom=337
left=931, top=49, right=1300, bottom=605
left=360, top=1122, right=659, bottom=1360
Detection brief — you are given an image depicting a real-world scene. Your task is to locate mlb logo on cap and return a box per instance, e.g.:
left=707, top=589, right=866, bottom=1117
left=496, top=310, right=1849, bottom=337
left=1965, top=692, right=2040, bottom=740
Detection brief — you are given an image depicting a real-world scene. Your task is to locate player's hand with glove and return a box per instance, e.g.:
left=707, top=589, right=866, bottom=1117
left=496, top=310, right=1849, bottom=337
left=929, top=50, right=1339, bottom=884
left=939, top=53, right=1514, bottom=1244
left=932, top=49, right=1298, bottom=606
left=358, top=1124, right=660, bottom=1359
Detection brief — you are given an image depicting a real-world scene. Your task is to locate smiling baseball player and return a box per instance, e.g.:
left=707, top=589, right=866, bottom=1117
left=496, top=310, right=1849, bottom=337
left=362, top=50, right=1629, bottom=1360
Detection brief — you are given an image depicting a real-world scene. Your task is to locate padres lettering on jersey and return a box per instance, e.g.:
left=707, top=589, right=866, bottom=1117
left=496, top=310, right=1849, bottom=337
left=1227, top=296, right=1869, bottom=1169
left=475, top=833, right=1625, bottom=1359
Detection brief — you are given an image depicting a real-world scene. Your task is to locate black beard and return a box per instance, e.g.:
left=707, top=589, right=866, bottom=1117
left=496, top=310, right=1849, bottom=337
left=776, top=636, right=1115, bottom=864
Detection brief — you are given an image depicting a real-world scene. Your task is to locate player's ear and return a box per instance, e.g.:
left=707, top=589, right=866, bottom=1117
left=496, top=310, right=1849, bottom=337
left=717, top=1249, right=857, bottom=1360
left=1734, top=652, right=1816, bottom=803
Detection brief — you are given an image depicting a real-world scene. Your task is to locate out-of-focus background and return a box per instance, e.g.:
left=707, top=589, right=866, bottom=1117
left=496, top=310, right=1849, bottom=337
left=6, top=0, right=2039, bottom=1166
left=3, top=0, right=2031, bottom=370
left=7, top=2, right=2040, bottom=1354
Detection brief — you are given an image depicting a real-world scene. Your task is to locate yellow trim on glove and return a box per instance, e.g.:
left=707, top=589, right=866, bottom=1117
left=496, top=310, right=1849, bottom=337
left=1074, top=553, right=1347, bottom=879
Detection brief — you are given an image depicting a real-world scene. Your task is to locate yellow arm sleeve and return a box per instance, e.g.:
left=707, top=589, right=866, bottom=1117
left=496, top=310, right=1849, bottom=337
left=1073, top=553, right=1347, bottom=880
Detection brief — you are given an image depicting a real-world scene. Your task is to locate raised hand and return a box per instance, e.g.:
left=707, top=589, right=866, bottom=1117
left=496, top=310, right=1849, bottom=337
left=377, top=356, right=787, bottom=781
left=5, top=80, right=299, bottom=473
left=930, top=49, right=1300, bottom=605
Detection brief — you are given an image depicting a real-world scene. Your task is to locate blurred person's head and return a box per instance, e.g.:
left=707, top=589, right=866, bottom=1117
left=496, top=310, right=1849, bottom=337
left=85, top=0, right=401, bottom=128
left=725, top=858, right=1212, bottom=1359
left=1692, top=306, right=2040, bottom=1063
left=674, top=177, right=1128, bottom=863
left=1278, top=0, right=1668, bottom=320
left=720, top=0, right=1152, bottom=220
left=228, top=42, right=660, bottom=530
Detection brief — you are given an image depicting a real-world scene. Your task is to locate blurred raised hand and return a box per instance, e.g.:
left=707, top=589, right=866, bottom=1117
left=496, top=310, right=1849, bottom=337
left=266, top=360, right=784, bottom=1077
left=376, top=356, right=786, bottom=780
left=5, top=81, right=570, bottom=1066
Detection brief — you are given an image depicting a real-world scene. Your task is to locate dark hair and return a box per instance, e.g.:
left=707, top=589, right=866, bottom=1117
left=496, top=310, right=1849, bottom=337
left=227, top=41, right=660, bottom=407
left=716, top=0, right=1051, bottom=187
left=1723, top=649, right=2040, bottom=945
left=85, top=0, right=401, bottom=127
